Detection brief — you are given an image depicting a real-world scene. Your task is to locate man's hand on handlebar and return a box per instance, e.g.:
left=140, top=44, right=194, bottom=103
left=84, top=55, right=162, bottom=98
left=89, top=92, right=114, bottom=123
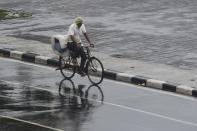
left=76, top=42, right=81, bottom=48
left=90, top=43, right=94, bottom=48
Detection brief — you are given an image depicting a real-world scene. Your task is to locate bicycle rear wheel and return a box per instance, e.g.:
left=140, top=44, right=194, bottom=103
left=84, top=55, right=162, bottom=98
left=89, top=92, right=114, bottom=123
left=87, top=57, right=104, bottom=84
left=59, top=56, right=76, bottom=79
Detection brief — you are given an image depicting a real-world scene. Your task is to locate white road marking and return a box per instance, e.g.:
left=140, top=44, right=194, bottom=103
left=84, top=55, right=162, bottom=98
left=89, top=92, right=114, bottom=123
left=1, top=79, right=197, bottom=128
left=104, top=101, right=197, bottom=127
left=0, top=115, right=64, bottom=131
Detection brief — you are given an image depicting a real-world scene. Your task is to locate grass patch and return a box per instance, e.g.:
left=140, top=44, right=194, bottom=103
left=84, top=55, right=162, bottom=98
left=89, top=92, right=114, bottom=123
left=0, top=9, right=9, bottom=20
left=0, top=9, right=32, bottom=20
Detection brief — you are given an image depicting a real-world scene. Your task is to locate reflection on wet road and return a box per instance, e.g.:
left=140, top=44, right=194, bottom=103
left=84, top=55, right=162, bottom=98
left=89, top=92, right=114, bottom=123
left=58, top=78, right=104, bottom=107
left=1, top=58, right=197, bottom=131
left=0, top=78, right=104, bottom=131
left=0, top=57, right=105, bottom=130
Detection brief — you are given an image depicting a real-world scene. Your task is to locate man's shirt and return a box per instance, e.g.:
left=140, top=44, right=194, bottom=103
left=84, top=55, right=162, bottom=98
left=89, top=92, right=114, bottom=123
left=67, top=23, right=86, bottom=43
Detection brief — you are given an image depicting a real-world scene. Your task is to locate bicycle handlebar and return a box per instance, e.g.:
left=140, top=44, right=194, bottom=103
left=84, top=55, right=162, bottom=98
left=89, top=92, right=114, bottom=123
left=81, top=45, right=90, bottom=47
left=81, top=44, right=92, bottom=48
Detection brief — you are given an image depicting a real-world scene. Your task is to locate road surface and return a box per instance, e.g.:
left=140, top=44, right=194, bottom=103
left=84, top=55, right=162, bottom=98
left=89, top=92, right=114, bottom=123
left=0, top=57, right=197, bottom=131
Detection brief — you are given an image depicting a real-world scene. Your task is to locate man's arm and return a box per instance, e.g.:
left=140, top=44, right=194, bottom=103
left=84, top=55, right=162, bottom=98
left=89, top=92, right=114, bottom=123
left=84, top=33, right=94, bottom=47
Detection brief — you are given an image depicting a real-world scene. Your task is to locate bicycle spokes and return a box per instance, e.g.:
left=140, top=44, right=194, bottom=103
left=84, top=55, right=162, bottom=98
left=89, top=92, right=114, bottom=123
left=59, top=57, right=76, bottom=79
left=87, top=57, right=104, bottom=85
left=89, top=60, right=98, bottom=72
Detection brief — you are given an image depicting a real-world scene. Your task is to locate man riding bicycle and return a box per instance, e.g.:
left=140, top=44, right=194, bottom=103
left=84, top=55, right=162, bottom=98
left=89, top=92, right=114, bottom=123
left=66, top=17, right=94, bottom=76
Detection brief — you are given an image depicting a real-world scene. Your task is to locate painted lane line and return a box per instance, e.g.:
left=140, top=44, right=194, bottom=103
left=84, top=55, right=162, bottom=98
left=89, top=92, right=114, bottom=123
left=0, top=115, right=64, bottom=131
left=1, top=80, right=197, bottom=128
left=104, top=101, right=197, bottom=127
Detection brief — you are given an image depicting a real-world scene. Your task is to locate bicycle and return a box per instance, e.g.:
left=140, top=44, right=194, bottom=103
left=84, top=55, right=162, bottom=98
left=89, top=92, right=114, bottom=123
left=59, top=44, right=104, bottom=85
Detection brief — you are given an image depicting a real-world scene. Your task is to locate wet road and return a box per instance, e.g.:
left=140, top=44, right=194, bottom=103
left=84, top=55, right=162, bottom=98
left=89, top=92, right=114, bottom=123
left=0, top=57, right=197, bottom=131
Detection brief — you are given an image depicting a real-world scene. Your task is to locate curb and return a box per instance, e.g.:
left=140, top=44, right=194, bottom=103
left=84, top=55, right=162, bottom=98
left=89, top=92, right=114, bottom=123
left=0, top=48, right=197, bottom=98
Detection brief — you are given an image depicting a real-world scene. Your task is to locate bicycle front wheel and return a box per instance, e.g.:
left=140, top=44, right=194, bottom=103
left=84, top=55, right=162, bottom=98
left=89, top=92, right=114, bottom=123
left=59, top=57, right=76, bottom=79
left=87, top=57, right=104, bottom=84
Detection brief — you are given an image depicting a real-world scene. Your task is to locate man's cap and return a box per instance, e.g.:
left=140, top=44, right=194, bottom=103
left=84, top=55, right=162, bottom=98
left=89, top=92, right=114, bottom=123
left=75, top=17, right=83, bottom=24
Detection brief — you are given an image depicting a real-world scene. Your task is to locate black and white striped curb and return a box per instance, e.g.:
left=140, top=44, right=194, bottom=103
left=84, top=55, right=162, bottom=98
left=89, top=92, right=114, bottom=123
left=1, top=48, right=197, bottom=98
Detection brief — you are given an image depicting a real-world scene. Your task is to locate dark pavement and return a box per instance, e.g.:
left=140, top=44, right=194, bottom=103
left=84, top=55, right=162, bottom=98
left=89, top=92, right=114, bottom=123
left=0, top=57, right=197, bottom=131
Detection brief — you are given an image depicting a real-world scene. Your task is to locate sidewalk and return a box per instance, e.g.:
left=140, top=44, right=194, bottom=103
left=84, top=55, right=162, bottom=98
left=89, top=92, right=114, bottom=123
left=95, top=52, right=197, bottom=88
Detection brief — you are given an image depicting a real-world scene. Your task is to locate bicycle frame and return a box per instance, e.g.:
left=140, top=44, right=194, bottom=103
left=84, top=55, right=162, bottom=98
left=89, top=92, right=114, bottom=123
left=82, top=45, right=91, bottom=59
left=81, top=45, right=93, bottom=72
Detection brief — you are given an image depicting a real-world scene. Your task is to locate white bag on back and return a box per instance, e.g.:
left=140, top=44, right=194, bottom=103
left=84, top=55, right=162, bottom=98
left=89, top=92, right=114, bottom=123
left=51, top=35, right=69, bottom=57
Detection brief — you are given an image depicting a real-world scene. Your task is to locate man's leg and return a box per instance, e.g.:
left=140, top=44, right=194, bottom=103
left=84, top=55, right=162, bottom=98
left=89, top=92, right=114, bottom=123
left=67, top=42, right=79, bottom=66
left=79, top=47, right=87, bottom=73
left=67, top=42, right=86, bottom=76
